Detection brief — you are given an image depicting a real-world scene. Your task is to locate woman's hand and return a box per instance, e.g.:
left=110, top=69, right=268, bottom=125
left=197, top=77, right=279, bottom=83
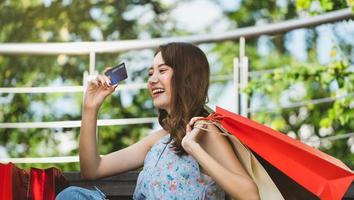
left=83, top=69, right=118, bottom=110
left=181, top=117, right=208, bottom=155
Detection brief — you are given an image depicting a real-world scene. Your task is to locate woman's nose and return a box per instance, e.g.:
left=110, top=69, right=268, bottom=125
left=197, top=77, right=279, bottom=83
left=148, top=73, right=158, bottom=84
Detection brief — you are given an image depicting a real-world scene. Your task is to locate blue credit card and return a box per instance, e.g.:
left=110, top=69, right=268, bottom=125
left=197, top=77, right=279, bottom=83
left=104, top=63, right=128, bottom=85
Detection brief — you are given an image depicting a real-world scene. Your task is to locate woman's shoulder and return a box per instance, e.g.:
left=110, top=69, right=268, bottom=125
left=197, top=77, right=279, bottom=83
left=145, top=129, right=169, bottom=149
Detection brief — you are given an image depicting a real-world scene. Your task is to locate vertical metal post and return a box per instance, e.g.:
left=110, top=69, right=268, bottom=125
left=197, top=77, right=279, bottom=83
left=83, top=71, right=88, bottom=99
left=241, top=57, right=249, bottom=117
left=89, top=51, right=96, bottom=75
left=239, top=37, right=249, bottom=117
left=240, top=37, right=245, bottom=60
left=233, top=57, right=240, bottom=114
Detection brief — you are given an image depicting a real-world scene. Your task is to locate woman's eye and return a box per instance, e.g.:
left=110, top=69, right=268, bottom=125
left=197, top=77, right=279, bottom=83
left=160, top=69, right=167, bottom=73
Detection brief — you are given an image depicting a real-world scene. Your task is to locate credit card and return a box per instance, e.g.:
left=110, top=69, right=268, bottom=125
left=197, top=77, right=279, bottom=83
left=104, top=63, right=128, bottom=85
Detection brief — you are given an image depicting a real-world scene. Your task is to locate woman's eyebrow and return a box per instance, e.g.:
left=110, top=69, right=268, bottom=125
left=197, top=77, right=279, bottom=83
left=149, top=63, right=167, bottom=70
left=157, top=63, right=167, bottom=68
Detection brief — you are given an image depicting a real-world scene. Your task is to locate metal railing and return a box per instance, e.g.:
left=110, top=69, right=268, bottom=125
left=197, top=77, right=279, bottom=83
left=0, top=8, right=353, bottom=163
left=0, top=8, right=352, bottom=55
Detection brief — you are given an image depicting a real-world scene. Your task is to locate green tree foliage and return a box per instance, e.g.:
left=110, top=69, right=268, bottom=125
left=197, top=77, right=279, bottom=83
left=213, top=0, right=354, bottom=167
left=296, top=0, right=352, bottom=13
left=0, top=0, right=175, bottom=170
left=1, top=0, right=353, bottom=171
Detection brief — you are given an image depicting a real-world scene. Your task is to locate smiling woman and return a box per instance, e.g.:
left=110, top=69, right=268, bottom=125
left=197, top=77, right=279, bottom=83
left=147, top=52, right=174, bottom=113
left=150, top=43, right=211, bottom=156
left=56, top=42, right=259, bottom=200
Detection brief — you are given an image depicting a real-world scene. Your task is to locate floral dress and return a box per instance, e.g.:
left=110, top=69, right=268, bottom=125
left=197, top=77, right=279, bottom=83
left=133, top=134, right=225, bottom=200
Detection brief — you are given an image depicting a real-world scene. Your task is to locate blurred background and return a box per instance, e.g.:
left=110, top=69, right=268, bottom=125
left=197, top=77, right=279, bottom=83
left=0, top=0, right=353, bottom=171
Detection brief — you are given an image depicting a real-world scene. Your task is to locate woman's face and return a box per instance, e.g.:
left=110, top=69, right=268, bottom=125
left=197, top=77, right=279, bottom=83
left=147, top=52, right=174, bottom=113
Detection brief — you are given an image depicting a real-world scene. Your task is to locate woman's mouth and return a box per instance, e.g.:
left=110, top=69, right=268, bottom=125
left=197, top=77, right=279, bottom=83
left=152, top=88, right=165, bottom=98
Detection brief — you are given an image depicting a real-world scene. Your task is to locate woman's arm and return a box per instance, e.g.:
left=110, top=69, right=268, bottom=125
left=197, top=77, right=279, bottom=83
left=79, top=74, right=116, bottom=179
left=80, top=101, right=167, bottom=180
left=79, top=106, right=101, bottom=179
left=79, top=73, right=166, bottom=180
left=80, top=119, right=166, bottom=180
left=182, top=120, right=260, bottom=200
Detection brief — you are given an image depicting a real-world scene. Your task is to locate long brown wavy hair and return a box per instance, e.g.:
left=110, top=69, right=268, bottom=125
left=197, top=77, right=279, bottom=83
left=157, top=42, right=210, bottom=155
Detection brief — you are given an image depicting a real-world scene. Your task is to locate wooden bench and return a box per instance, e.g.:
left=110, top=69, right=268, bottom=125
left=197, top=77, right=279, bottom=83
left=64, top=171, right=354, bottom=199
left=64, top=171, right=139, bottom=200
left=63, top=171, right=234, bottom=199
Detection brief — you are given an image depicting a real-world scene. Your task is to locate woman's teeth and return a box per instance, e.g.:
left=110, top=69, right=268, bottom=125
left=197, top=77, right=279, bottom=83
left=152, top=88, right=165, bottom=94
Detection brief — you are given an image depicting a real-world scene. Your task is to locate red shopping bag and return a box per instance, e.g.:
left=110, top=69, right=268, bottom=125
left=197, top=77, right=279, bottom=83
left=0, top=162, right=29, bottom=200
left=201, top=106, right=354, bottom=200
left=29, top=167, right=69, bottom=200
left=0, top=162, right=69, bottom=200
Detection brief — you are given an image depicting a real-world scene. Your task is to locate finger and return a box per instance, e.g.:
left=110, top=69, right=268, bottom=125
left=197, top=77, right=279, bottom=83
left=94, top=76, right=102, bottom=86
left=98, top=75, right=106, bottom=85
left=86, top=74, right=97, bottom=82
left=195, top=120, right=207, bottom=127
left=97, top=75, right=108, bottom=87
left=194, top=124, right=205, bottom=131
left=189, top=117, right=205, bottom=127
left=186, top=124, right=192, bottom=132
left=193, top=122, right=209, bottom=133
left=191, top=126, right=202, bottom=135
left=109, top=84, right=118, bottom=92
left=103, top=66, right=113, bottom=74
left=90, top=79, right=99, bottom=86
left=103, top=75, right=111, bottom=86
left=103, top=67, right=113, bottom=86
left=189, top=117, right=203, bottom=125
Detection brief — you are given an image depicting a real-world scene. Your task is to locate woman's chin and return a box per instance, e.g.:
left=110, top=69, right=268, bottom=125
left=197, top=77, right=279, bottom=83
left=153, top=103, right=168, bottom=112
left=154, top=105, right=166, bottom=111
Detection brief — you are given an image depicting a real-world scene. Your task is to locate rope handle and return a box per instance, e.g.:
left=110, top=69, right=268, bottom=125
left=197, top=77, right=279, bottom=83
left=193, top=113, right=245, bottom=151
left=193, top=113, right=229, bottom=135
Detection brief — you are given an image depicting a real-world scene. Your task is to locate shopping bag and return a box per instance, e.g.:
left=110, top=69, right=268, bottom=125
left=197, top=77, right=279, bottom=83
left=0, top=162, right=29, bottom=200
left=0, top=162, right=69, bottom=200
left=201, top=106, right=354, bottom=200
left=218, top=129, right=284, bottom=199
left=200, top=106, right=283, bottom=199
left=29, top=167, right=69, bottom=200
